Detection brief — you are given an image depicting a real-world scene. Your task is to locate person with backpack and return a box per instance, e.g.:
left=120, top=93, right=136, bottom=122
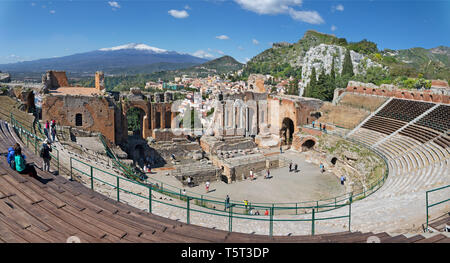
left=14, top=147, right=37, bottom=177
left=7, top=143, right=23, bottom=170
left=40, top=139, right=52, bottom=172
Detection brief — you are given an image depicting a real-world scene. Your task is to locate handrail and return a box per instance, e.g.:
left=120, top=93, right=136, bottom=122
left=425, top=184, right=450, bottom=231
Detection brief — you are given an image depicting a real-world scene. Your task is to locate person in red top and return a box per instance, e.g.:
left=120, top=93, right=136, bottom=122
left=264, top=209, right=269, bottom=216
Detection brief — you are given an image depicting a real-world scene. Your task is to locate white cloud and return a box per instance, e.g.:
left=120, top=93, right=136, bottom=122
left=335, top=4, right=344, bottom=12
left=168, top=9, right=189, bottom=19
left=235, top=0, right=302, bottom=15
left=193, top=50, right=215, bottom=59
left=216, top=50, right=225, bottom=55
left=331, top=25, right=337, bottom=31
left=216, top=35, right=230, bottom=40
left=31, top=2, right=36, bottom=7
left=288, top=9, right=324, bottom=24
left=108, top=1, right=121, bottom=9
left=235, top=0, right=324, bottom=24
left=49, top=10, right=56, bottom=14
left=252, top=39, right=259, bottom=45
left=185, top=5, right=191, bottom=10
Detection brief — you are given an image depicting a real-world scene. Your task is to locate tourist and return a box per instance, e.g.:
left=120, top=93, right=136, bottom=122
left=255, top=210, right=260, bottom=215
left=40, top=139, right=52, bottom=172
left=340, top=175, right=346, bottom=185
left=280, top=144, right=283, bottom=154
left=320, top=163, right=325, bottom=173
left=7, top=143, right=22, bottom=170
left=294, top=163, right=298, bottom=172
left=264, top=209, right=269, bottom=216
left=265, top=168, right=270, bottom=179
left=312, top=120, right=315, bottom=128
left=143, top=163, right=148, bottom=173
left=187, top=176, right=192, bottom=187
left=182, top=189, right=186, bottom=196
left=44, top=120, right=50, bottom=139
left=319, top=123, right=322, bottom=131
left=51, top=126, right=57, bottom=142
left=249, top=169, right=254, bottom=181
left=205, top=181, right=210, bottom=193
left=289, top=162, right=292, bottom=172
left=323, top=124, right=327, bottom=133
left=14, top=147, right=37, bottom=178
left=244, top=199, right=249, bottom=209
left=225, top=195, right=230, bottom=211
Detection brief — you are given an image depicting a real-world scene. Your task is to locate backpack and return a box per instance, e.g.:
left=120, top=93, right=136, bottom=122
left=40, top=146, right=45, bottom=158
left=10, top=159, right=16, bottom=171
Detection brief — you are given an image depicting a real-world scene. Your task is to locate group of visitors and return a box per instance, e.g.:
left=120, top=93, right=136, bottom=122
left=7, top=143, right=37, bottom=177
left=311, top=120, right=327, bottom=133
left=43, top=119, right=57, bottom=142
left=289, top=162, right=299, bottom=172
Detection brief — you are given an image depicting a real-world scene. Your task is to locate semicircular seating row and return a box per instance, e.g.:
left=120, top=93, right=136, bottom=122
left=349, top=99, right=449, bottom=198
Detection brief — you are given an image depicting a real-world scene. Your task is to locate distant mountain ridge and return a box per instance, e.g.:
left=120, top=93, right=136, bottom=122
left=0, top=43, right=209, bottom=75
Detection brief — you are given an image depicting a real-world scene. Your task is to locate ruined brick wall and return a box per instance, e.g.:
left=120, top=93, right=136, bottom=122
left=95, top=71, right=105, bottom=92
left=345, top=84, right=450, bottom=104
left=42, top=95, right=116, bottom=143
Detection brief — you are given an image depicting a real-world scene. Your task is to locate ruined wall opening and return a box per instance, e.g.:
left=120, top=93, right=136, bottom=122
left=75, top=114, right=83, bottom=126
left=331, top=157, right=337, bottom=165
left=301, top=139, right=315, bottom=150
left=126, top=107, right=146, bottom=139
left=281, top=117, right=294, bottom=145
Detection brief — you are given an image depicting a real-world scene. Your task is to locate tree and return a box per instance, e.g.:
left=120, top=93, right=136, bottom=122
left=305, top=67, right=317, bottom=98
left=342, top=49, right=354, bottom=77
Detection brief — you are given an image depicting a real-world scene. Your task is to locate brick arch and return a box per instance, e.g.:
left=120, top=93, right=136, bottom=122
left=122, top=101, right=151, bottom=140
left=292, top=134, right=318, bottom=152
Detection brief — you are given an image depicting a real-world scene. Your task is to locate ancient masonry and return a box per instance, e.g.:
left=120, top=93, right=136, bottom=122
left=40, top=71, right=178, bottom=144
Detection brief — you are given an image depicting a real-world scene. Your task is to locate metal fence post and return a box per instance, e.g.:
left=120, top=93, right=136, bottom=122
left=149, top=186, right=152, bottom=213
left=90, top=166, right=94, bottom=190
left=425, top=191, right=429, bottom=231
left=116, top=176, right=120, bottom=202
left=228, top=205, right=233, bottom=232
left=187, top=196, right=190, bottom=224
left=348, top=201, right=352, bottom=232
left=270, top=206, right=274, bottom=237
left=69, top=157, right=73, bottom=181
left=311, top=208, right=315, bottom=236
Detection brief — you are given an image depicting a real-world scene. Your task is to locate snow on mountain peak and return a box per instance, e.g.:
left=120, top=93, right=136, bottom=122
left=99, top=43, right=168, bottom=53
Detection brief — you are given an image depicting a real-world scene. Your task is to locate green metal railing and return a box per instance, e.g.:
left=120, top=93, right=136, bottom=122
left=68, top=154, right=352, bottom=236
left=425, top=184, right=450, bottom=231
left=10, top=113, right=60, bottom=173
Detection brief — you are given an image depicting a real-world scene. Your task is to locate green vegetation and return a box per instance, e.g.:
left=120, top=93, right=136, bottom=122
left=126, top=108, right=143, bottom=132
left=242, top=30, right=449, bottom=92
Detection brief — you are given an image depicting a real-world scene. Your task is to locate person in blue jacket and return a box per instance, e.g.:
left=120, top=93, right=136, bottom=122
left=7, top=143, right=25, bottom=170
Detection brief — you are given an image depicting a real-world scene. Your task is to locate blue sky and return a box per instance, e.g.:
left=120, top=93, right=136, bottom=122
left=0, top=0, right=449, bottom=64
